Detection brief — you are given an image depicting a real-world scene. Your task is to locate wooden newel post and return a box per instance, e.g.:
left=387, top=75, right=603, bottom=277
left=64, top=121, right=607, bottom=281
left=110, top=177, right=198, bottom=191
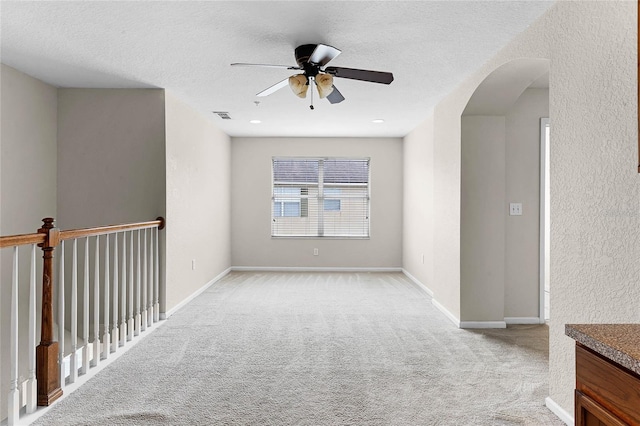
left=36, top=217, right=63, bottom=406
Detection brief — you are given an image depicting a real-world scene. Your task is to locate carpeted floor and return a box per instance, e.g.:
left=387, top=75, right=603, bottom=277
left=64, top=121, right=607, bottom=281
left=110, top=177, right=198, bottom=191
left=32, top=272, right=564, bottom=425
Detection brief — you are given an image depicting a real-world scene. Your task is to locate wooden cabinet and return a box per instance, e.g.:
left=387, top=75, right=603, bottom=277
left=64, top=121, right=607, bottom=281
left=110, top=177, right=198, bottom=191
left=575, top=344, right=640, bottom=426
left=576, top=390, right=627, bottom=426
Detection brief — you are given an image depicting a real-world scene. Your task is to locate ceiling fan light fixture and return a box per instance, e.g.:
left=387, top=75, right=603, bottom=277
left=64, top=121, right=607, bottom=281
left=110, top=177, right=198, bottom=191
left=232, top=43, right=393, bottom=108
left=289, top=74, right=308, bottom=98
left=316, top=73, right=334, bottom=99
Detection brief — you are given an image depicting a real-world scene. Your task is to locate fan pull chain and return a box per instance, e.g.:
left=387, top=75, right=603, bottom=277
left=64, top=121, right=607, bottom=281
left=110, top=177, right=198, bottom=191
left=309, top=76, right=315, bottom=110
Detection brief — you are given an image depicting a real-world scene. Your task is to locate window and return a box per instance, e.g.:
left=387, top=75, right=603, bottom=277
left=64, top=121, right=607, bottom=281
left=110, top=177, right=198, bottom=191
left=273, top=187, right=301, bottom=217
left=272, top=157, right=370, bottom=238
left=323, top=188, right=341, bottom=211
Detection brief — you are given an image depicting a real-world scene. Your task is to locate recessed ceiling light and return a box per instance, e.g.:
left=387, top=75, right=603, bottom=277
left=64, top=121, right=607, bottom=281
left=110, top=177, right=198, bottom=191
left=250, top=119, right=262, bottom=124
left=372, top=119, right=385, bottom=123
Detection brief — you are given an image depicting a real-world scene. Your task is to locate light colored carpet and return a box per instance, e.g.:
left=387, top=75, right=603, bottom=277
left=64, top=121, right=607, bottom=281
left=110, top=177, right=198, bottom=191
left=33, top=272, right=563, bottom=425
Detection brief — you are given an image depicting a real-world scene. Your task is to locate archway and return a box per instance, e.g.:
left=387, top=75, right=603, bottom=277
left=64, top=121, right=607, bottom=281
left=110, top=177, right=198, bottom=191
left=459, top=58, right=550, bottom=327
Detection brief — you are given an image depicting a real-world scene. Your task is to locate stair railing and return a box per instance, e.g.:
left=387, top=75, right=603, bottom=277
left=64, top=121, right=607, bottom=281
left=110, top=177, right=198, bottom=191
left=0, top=217, right=165, bottom=425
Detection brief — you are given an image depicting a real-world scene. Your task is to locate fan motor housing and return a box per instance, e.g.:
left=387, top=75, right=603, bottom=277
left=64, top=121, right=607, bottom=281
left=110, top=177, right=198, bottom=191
left=294, top=44, right=321, bottom=77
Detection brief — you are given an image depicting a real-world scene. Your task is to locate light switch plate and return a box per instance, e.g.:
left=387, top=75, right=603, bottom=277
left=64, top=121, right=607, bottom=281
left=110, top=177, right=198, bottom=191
left=509, top=203, right=523, bottom=216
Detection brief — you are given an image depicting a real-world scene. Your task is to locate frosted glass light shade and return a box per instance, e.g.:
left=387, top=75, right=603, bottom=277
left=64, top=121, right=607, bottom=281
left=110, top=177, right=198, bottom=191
left=316, top=74, right=334, bottom=98
left=289, top=74, right=308, bottom=98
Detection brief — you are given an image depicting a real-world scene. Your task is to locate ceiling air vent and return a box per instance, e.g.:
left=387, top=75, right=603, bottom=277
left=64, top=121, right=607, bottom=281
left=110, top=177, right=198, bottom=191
left=212, top=111, right=232, bottom=120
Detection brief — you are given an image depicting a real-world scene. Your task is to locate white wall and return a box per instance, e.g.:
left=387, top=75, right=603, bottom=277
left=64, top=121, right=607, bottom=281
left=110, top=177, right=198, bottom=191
left=403, top=0, right=638, bottom=417
left=505, top=88, right=549, bottom=318
left=457, top=88, right=548, bottom=324
left=0, top=64, right=57, bottom=422
left=402, top=114, right=435, bottom=289
left=459, top=60, right=549, bottom=325
left=231, top=137, right=403, bottom=269
left=164, top=92, right=231, bottom=312
left=546, top=2, right=638, bottom=414
left=431, top=99, right=463, bottom=319
left=460, top=116, right=506, bottom=322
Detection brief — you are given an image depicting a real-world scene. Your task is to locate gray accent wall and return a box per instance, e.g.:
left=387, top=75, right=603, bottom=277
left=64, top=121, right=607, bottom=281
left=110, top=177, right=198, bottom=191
left=56, top=89, right=166, bottom=229
left=55, top=88, right=167, bottom=352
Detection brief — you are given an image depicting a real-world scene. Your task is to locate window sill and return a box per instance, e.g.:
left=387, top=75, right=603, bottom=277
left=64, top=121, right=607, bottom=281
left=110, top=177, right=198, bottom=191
left=271, top=235, right=370, bottom=240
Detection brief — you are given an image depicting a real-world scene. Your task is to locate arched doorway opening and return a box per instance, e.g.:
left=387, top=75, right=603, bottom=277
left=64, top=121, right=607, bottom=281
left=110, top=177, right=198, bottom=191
left=459, top=58, right=550, bottom=327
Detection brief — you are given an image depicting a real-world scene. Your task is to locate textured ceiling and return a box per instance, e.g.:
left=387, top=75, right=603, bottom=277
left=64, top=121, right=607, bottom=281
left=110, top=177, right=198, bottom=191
left=0, top=1, right=554, bottom=138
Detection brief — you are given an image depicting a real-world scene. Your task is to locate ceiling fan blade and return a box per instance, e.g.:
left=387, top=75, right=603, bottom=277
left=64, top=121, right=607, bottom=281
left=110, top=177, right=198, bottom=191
left=308, top=44, right=341, bottom=66
left=324, top=66, right=394, bottom=84
left=231, top=63, right=300, bottom=70
left=326, top=85, right=345, bottom=104
left=256, top=78, right=290, bottom=97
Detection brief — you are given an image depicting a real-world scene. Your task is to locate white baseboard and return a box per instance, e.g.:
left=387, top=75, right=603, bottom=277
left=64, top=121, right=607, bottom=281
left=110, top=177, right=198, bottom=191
left=163, top=267, right=231, bottom=318
left=431, top=298, right=461, bottom=327
left=401, top=269, right=434, bottom=297
left=231, top=266, right=402, bottom=273
left=545, top=396, right=574, bottom=425
left=459, top=321, right=507, bottom=329
left=504, top=317, right=543, bottom=325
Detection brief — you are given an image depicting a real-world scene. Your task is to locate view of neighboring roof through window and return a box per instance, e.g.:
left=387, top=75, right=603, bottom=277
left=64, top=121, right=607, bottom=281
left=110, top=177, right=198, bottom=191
left=272, top=157, right=370, bottom=238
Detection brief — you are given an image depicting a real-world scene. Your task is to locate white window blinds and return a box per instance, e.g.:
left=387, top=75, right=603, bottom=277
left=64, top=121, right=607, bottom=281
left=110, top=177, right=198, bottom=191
left=272, top=157, right=370, bottom=238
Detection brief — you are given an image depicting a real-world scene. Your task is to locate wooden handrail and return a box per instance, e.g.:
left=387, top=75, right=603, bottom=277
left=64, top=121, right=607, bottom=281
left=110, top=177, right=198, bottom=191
left=0, top=218, right=165, bottom=248
left=59, top=217, right=165, bottom=241
left=0, top=233, right=46, bottom=248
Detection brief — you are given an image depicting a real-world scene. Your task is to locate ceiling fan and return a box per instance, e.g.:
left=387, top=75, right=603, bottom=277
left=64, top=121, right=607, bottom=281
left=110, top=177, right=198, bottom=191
left=231, top=44, right=394, bottom=110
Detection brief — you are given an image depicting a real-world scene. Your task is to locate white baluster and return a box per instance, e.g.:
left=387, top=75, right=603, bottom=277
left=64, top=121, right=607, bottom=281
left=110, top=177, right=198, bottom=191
left=142, top=228, right=148, bottom=331
left=128, top=231, right=134, bottom=341
left=58, top=241, right=65, bottom=387
left=69, top=239, right=78, bottom=383
left=92, top=236, right=100, bottom=367
left=26, top=245, right=37, bottom=413
left=82, top=237, right=90, bottom=374
left=154, top=226, right=160, bottom=322
left=111, top=233, right=119, bottom=353
left=135, top=230, right=141, bottom=336
left=8, top=247, right=20, bottom=425
left=147, top=228, right=153, bottom=327
left=102, top=235, right=110, bottom=360
left=120, top=232, right=127, bottom=346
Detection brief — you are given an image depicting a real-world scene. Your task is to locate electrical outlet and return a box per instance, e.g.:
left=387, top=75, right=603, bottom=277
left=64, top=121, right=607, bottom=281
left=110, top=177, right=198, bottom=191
left=313, top=248, right=319, bottom=256
left=509, top=203, right=523, bottom=216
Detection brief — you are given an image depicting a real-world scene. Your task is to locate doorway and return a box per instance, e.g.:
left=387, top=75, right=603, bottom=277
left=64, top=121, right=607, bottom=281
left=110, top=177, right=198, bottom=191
left=460, top=58, right=550, bottom=326
left=539, top=118, right=550, bottom=322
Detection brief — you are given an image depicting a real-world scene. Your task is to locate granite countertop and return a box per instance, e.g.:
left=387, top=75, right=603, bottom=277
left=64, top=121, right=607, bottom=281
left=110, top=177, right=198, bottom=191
left=566, top=324, right=640, bottom=376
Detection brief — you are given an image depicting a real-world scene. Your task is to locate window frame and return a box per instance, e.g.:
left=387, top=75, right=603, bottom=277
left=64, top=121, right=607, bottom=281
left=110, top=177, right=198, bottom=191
left=271, top=157, right=370, bottom=239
